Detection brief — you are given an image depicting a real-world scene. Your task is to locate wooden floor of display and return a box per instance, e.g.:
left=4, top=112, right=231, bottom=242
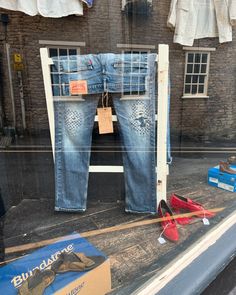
left=1, top=156, right=236, bottom=294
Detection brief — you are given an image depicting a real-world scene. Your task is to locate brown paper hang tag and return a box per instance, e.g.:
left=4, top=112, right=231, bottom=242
left=97, top=107, right=114, bottom=134
left=97, top=92, right=114, bottom=134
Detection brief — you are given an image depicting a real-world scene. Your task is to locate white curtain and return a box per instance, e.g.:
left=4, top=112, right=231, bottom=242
left=0, top=0, right=83, bottom=17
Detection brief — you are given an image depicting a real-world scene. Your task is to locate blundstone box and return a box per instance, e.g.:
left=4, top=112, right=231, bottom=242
left=0, top=233, right=111, bottom=295
left=208, top=165, right=236, bottom=192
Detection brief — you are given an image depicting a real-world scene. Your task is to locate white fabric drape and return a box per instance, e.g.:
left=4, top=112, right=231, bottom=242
left=0, top=0, right=83, bottom=17
left=229, top=0, right=236, bottom=26
left=167, top=0, right=235, bottom=46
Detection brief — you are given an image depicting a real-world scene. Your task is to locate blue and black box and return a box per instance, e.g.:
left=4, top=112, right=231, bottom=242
left=208, top=165, right=236, bottom=192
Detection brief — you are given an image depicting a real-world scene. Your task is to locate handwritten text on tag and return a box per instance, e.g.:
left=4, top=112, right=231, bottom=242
left=97, top=107, right=114, bottom=134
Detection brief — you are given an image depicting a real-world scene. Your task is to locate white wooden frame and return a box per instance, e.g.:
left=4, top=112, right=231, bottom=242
left=39, top=40, right=86, bottom=47
left=182, top=48, right=215, bottom=99
left=117, top=44, right=156, bottom=50
left=156, top=45, right=169, bottom=203
left=40, top=44, right=169, bottom=207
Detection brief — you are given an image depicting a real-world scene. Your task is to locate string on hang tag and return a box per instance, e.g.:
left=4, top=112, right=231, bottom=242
left=97, top=92, right=114, bottom=134
left=202, top=210, right=210, bottom=226
left=102, top=92, right=109, bottom=109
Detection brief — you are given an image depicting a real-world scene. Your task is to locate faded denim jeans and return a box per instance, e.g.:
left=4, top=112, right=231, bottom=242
left=52, top=53, right=169, bottom=213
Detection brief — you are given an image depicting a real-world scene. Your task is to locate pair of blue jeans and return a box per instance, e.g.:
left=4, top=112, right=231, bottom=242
left=52, top=53, right=166, bottom=213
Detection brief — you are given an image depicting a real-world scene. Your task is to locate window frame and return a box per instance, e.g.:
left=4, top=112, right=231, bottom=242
left=121, top=49, right=150, bottom=100
left=48, top=46, right=82, bottom=100
left=183, top=51, right=210, bottom=98
left=38, top=41, right=86, bottom=101
left=182, top=47, right=215, bottom=99
left=117, top=44, right=155, bottom=100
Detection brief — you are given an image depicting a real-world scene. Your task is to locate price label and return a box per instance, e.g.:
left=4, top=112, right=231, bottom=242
left=202, top=218, right=210, bottom=226
left=70, top=80, right=88, bottom=95
left=97, top=107, right=114, bottom=134
left=158, top=237, right=167, bottom=244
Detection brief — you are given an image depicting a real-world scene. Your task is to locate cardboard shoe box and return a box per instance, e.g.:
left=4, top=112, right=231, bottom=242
left=208, top=165, right=236, bottom=192
left=0, top=233, right=111, bottom=295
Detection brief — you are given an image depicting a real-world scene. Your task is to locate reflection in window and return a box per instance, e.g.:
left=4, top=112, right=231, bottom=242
left=121, top=50, right=149, bottom=98
left=184, top=52, right=210, bottom=97
left=48, top=47, right=80, bottom=97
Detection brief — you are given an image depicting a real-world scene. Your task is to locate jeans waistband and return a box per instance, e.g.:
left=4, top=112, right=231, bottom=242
left=52, top=53, right=157, bottom=96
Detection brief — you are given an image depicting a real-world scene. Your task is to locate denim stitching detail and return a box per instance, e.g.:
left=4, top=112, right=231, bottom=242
left=130, top=101, right=152, bottom=135
left=55, top=101, right=64, bottom=207
left=64, top=109, right=82, bottom=136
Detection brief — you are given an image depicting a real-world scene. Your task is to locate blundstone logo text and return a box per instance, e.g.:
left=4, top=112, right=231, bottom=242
left=11, top=244, right=74, bottom=288
left=67, top=282, right=85, bottom=295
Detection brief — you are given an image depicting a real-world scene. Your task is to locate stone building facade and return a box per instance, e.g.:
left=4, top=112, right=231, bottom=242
left=0, top=0, right=235, bottom=144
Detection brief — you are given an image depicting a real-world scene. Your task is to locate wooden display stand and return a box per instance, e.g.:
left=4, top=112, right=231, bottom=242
left=40, top=45, right=169, bottom=206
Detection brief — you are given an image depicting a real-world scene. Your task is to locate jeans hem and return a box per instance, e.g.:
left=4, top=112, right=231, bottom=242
left=125, top=208, right=157, bottom=214
left=55, top=207, right=86, bottom=212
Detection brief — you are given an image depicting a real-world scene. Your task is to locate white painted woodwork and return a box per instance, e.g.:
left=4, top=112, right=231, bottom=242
left=157, top=44, right=169, bottom=202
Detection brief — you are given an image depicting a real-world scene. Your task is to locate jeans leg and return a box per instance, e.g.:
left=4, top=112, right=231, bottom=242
left=54, top=97, right=99, bottom=212
left=113, top=96, right=156, bottom=213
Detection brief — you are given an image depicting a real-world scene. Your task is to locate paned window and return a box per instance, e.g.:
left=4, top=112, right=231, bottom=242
left=121, top=50, right=150, bottom=99
left=48, top=47, right=80, bottom=97
left=184, top=52, right=210, bottom=97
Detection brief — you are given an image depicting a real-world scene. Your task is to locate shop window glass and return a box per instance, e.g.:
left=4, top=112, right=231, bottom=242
left=2, top=2, right=235, bottom=294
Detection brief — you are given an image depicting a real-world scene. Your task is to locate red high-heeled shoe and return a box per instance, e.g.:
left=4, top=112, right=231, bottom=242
left=170, top=194, right=215, bottom=219
left=158, top=200, right=179, bottom=242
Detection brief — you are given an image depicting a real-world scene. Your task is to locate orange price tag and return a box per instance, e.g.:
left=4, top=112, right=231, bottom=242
left=70, top=80, right=88, bottom=95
